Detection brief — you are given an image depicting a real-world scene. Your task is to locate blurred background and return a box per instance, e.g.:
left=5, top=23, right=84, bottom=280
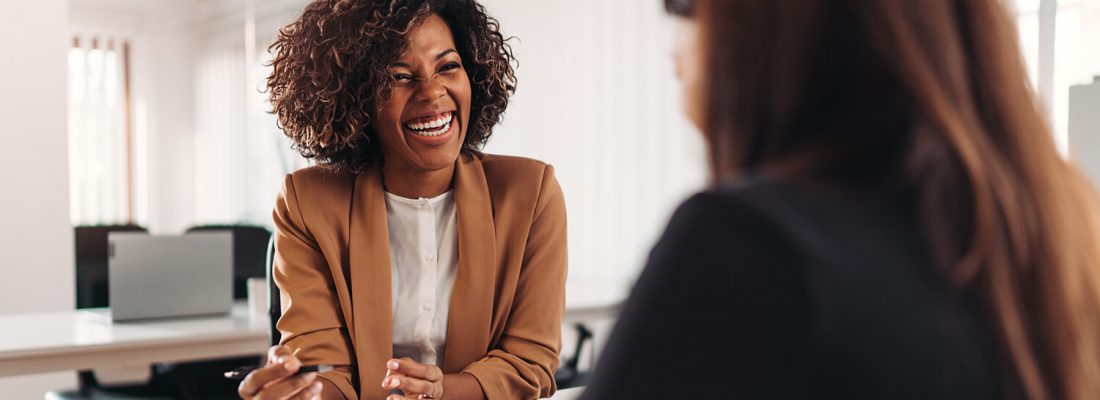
left=0, top=0, right=1098, bottom=397
left=63, top=0, right=709, bottom=302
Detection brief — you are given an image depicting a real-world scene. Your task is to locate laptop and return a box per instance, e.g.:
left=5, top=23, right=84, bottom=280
left=89, top=232, right=234, bottom=322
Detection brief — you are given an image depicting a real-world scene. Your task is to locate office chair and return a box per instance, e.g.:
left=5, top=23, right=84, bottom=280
left=185, top=225, right=272, bottom=299
left=55, top=225, right=173, bottom=399
left=74, top=225, right=148, bottom=309
left=161, top=225, right=272, bottom=398
left=267, top=234, right=282, bottom=347
left=554, top=323, right=595, bottom=389
left=59, top=225, right=267, bottom=399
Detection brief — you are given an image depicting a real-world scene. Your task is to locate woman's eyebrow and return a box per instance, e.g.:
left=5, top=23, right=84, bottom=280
left=390, top=50, right=457, bottom=69
left=435, top=49, right=457, bottom=60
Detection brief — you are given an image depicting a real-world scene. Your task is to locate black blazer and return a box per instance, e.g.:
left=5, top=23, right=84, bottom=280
left=581, top=177, right=1006, bottom=399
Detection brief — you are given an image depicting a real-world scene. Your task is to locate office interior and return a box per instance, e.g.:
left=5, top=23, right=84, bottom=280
left=0, top=0, right=1097, bottom=398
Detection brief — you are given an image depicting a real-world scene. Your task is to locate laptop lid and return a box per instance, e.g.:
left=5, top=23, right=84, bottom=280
left=107, top=232, right=233, bottom=321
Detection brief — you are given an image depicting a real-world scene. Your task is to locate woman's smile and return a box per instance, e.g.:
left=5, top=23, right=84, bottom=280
left=403, top=111, right=457, bottom=146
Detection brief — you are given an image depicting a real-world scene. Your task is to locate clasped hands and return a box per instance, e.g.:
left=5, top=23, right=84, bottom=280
left=238, top=346, right=444, bottom=400
left=383, top=357, right=445, bottom=400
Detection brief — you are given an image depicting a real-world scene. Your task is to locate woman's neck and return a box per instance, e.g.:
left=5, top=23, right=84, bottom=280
left=381, top=162, right=456, bottom=199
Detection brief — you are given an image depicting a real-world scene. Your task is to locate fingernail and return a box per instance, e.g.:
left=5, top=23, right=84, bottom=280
left=382, top=377, right=390, bottom=388
left=390, top=377, right=400, bottom=388
left=387, top=360, right=399, bottom=369
left=276, top=356, right=286, bottom=364
left=313, top=382, right=323, bottom=393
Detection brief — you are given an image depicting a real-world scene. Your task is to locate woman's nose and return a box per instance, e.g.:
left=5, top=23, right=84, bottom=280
left=414, top=78, right=447, bottom=102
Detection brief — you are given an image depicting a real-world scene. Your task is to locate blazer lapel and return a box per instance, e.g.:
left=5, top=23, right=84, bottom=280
left=443, top=155, right=497, bottom=373
left=348, top=167, right=394, bottom=399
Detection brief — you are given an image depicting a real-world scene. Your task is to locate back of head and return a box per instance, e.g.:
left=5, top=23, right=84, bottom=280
left=675, top=0, right=1100, bottom=398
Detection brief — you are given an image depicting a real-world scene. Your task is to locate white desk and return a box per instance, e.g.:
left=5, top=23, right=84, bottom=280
left=0, top=302, right=268, bottom=378
left=550, top=387, right=585, bottom=399
left=0, top=289, right=622, bottom=379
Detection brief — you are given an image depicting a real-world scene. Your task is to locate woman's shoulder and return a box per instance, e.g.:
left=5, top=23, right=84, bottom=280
left=665, top=176, right=860, bottom=260
left=664, top=177, right=798, bottom=249
left=473, top=152, right=559, bottom=191
left=475, top=152, right=553, bottom=175
left=470, top=152, right=564, bottom=217
left=281, top=165, right=359, bottom=209
left=286, top=165, right=357, bottom=188
left=679, top=176, right=800, bottom=224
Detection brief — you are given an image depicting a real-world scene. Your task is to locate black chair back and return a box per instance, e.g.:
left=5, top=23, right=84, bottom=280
left=74, top=224, right=148, bottom=309
left=266, top=235, right=282, bottom=347
left=554, top=323, right=594, bottom=389
left=185, top=225, right=272, bottom=300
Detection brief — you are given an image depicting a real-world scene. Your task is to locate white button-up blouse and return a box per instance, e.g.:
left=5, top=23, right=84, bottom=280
left=384, top=190, right=459, bottom=367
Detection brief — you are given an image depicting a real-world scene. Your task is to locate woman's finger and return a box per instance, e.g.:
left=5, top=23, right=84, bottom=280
left=252, top=372, right=317, bottom=400
left=386, top=358, right=443, bottom=382
left=267, top=345, right=294, bottom=365
left=238, top=354, right=302, bottom=398
left=382, top=373, right=435, bottom=395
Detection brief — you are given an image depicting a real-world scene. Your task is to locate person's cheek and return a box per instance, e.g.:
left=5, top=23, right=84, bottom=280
left=673, top=19, right=705, bottom=132
left=453, top=77, right=472, bottom=136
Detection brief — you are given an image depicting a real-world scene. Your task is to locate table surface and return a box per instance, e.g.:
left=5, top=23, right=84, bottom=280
left=0, top=301, right=269, bottom=377
left=551, top=387, right=585, bottom=400
left=0, top=285, right=623, bottom=378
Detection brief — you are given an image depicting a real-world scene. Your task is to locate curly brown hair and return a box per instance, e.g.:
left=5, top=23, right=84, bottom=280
left=267, top=0, right=516, bottom=172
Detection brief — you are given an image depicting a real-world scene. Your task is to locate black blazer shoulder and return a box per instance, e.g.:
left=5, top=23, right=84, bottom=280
left=581, top=176, right=1003, bottom=399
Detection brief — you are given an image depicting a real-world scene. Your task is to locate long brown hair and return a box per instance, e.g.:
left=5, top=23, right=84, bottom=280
left=675, top=0, right=1100, bottom=398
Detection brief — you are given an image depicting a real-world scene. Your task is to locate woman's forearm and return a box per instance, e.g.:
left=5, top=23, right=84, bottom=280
left=441, top=373, right=485, bottom=400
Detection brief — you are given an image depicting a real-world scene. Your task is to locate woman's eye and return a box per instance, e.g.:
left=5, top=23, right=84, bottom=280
left=440, top=62, right=461, bottom=72
left=393, top=73, right=413, bottom=82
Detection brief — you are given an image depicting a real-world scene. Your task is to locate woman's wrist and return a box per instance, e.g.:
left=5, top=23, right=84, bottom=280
left=440, top=372, right=485, bottom=400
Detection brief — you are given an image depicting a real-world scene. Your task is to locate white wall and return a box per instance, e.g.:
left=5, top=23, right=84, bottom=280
left=135, top=1, right=198, bottom=235
left=182, top=0, right=708, bottom=301
left=0, top=0, right=80, bottom=396
left=70, top=0, right=201, bottom=235
left=0, top=0, right=73, bottom=315
left=477, top=0, right=708, bottom=299
left=64, top=0, right=701, bottom=305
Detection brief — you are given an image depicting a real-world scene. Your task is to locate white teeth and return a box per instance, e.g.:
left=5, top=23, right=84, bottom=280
left=406, top=113, right=453, bottom=132
left=413, top=121, right=451, bottom=137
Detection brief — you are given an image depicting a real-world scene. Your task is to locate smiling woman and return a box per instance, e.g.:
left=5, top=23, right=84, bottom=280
left=242, top=1, right=567, bottom=400
left=372, top=15, right=473, bottom=198
left=266, top=0, right=515, bottom=176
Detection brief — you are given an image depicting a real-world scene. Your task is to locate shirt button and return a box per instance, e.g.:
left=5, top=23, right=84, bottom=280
left=425, top=253, right=435, bottom=262
left=422, top=303, right=432, bottom=311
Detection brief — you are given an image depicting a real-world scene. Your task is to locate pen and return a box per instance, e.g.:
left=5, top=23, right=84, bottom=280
left=223, top=364, right=334, bottom=380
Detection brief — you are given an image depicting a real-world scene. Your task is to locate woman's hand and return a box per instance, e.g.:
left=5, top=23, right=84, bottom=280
left=238, top=345, right=324, bottom=400
left=382, top=358, right=444, bottom=399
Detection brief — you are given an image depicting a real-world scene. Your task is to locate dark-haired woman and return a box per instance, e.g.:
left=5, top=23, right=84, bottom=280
left=583, top=0, right=1100, bottom=399
left=237, top=1, right=566, bottom=399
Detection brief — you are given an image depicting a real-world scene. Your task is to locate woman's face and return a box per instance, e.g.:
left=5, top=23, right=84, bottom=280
left=672, top=16, right=705, bottom=132
left=373, top=13, right=473, bottom=172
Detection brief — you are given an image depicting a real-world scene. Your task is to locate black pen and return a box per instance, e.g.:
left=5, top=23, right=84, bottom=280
left=223, top=364, right=334, bottom=380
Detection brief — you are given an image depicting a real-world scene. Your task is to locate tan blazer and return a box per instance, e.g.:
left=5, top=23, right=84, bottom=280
left=271, top=153, right=567, bottom=400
